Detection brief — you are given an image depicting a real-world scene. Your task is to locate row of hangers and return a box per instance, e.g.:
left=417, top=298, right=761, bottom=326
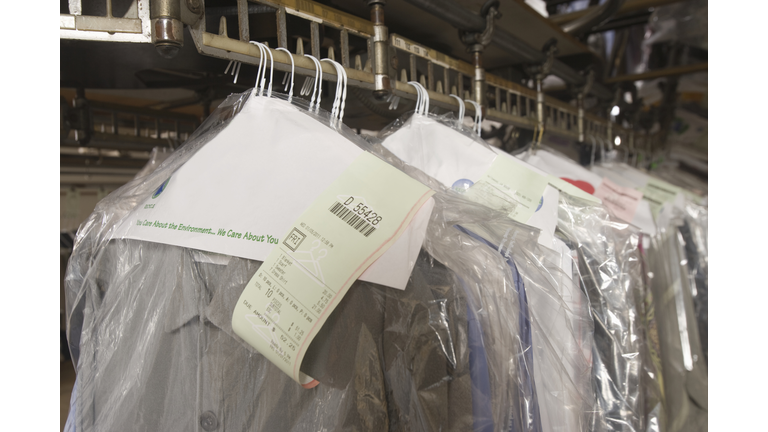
left=220, top=41, right=641, bottom=172
left=219, top=40, right=647, bottom=173
left=221, top=42, right=494, bottom=135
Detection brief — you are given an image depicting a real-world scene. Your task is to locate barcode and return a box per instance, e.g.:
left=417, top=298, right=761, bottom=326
left=328, top=201, right=377, bottom=237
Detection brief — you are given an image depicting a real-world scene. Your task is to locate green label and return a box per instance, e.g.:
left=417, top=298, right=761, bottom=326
left=472, top=157, right=550, bottom=223
left=640, top=178, right=682, bottom=218
left=231, top=153, right=434, bottom=386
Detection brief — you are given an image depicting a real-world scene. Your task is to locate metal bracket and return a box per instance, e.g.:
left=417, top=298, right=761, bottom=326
left=63, top=89, right=93, bottom=146
left=150, top=0, right=184, bottom=58
left=60, top=0, right=152, bottom=44
left=525, top=39, right=558, bottom=148
left=458, top=1, right=499, bottom=114
left=569, top=69, right=594, bottom=143
left=459, top=2, right=499, bottom=49
left=181, top=0, right=204, bottom=27
left=368, top=1, right=394, bottom=99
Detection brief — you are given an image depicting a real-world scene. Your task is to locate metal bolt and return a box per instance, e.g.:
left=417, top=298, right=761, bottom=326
left=186, top=0, right=202, bottom=14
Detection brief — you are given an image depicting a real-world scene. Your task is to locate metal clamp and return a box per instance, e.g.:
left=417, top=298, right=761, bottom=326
left=458, top=0, right=499, bottom=111
left=525, top=39, right=558, bottom=149
left=570, top=69, right=594, bottom=143
left=151, top=0, right=184, bottom=58
left=373, top=25, right=388, bottom=43
left=368, top=0, right=392, bottom=99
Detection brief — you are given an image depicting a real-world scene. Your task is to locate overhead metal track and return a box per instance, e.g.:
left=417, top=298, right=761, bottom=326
left=550, top=0, right=686, bottom=25
left=605, top=63, right=708, bottom=83
left=61, top=0, right=627, bottom=144
left=561, top=0, right=626, bottom=36
left=401, top=0, right=612, bottom=100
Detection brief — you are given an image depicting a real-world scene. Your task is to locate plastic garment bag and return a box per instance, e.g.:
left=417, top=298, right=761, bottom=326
left=554, top=192, right=661, bottom=432
left=375, top=109, right=599, bottom=432
left=519, top=148, right=657, bottom=237
left=133, top=146, right=174, bottom=180
left=64, top=88, right=541, bottom=432
left=517, top=146, right=603, bottom=195
left=378, top=146, right=599, bottom=432
left=646, top=220, right=708, bottom=432
left=590, top=163, right=648, bottom=190
left=678, top=201, right=707, bottom=364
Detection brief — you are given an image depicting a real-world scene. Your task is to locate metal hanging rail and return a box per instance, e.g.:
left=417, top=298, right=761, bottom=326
left=61, top=0, right=627, bottom=146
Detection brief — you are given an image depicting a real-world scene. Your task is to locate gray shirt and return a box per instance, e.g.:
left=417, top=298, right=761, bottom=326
left=67, top=239, right=475, bottom=432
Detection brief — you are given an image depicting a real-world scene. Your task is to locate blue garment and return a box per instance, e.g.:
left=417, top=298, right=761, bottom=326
left=455, top=225, right=542, bottom=432
left=64, top=376, right=78, bottom=432
left=458, top=276, right=494, bottom=432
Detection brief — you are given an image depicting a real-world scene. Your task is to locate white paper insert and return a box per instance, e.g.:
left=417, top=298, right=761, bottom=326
left=112, top=96, right=432, bottom=290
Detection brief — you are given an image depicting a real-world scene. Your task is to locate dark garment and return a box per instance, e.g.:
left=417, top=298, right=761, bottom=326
left=555, top=193, right=646, bottom=432
left=648, top=228, right=707, bottom=432
left=66, top=239, right=474, bottom=432
left=678, top=220, right=707, bottom=364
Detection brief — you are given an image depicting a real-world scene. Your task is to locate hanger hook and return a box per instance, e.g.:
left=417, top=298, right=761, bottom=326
left=406, top=82, right=420, bottom=114
left=320, top=59, right=348, bottom=125
left=598, top=135, right=607, bottom=162
left=411, top=81, right=429, bottom=114
left=449, top=94, right=465, bottom=126
left=304, top=55, right=322, bottom=111
left=263, top=44, right=274, bottom=97
left=249, top=41, right=266, bottom=95
left=407, top=82, right=426, bottom=115
left=338, top=66, right=347, bottom=123
left=321, top=59, right=342, bottom=120
left=275, top=48, right=295, bottom=101
left=333, top=60, right=348, bottom=123
left=251, top=41, right=274, bottom=97
left=464, top=99, right=482, bottom=136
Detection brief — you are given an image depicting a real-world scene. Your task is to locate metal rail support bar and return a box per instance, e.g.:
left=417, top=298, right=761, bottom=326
left=369, top=1, right=392, bottom=99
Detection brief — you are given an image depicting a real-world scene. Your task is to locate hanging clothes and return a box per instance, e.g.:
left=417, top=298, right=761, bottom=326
left=64, top=88, right=544, bottom=432
left=376, top=102, right=640, bottom=432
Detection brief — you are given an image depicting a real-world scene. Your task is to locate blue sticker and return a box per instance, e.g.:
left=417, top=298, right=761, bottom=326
left=535, top=196, right=543, bottom=212
left=152, top=178, right=171, bottom=199
left=451, top=179, right=474, bottom=193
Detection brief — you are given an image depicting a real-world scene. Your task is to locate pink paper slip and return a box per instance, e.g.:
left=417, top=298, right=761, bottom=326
left=594, top=177, right=643, bottom=223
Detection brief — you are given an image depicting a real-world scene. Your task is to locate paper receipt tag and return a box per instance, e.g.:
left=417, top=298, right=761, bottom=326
left=594, top=177, right=644, bottom=223
left=231, top=152, right=434, bottom=386
left=640, top=177, right=681, bottom=218
left=471, top=156, right=549, bottom=224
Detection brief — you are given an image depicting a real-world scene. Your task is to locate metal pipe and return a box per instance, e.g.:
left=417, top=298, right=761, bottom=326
left=577, top=93, right=584, bottom=142
left=550, top=0, right=685, bottom=25
left=473, top=51, right=485, bottom=107
left=585, top=11, right=652, bottom=35
left=561, top=0, right=627, bottom=36
left=403, top=0, right=612, bottom=99
left=536, top=77, right=544, bottom=135
left=369, top=1, right=392, bottom=99
left=61, top=166, right=141, bottom=176
left=605, top=62, right=708, bottom=83
left=61, top=174, right=137, bottom=185
left=205, top=5, right=275, bottom=16
left=237, top=0, right=250, bottom=42
left=150, top=0, right=184, bottom=58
